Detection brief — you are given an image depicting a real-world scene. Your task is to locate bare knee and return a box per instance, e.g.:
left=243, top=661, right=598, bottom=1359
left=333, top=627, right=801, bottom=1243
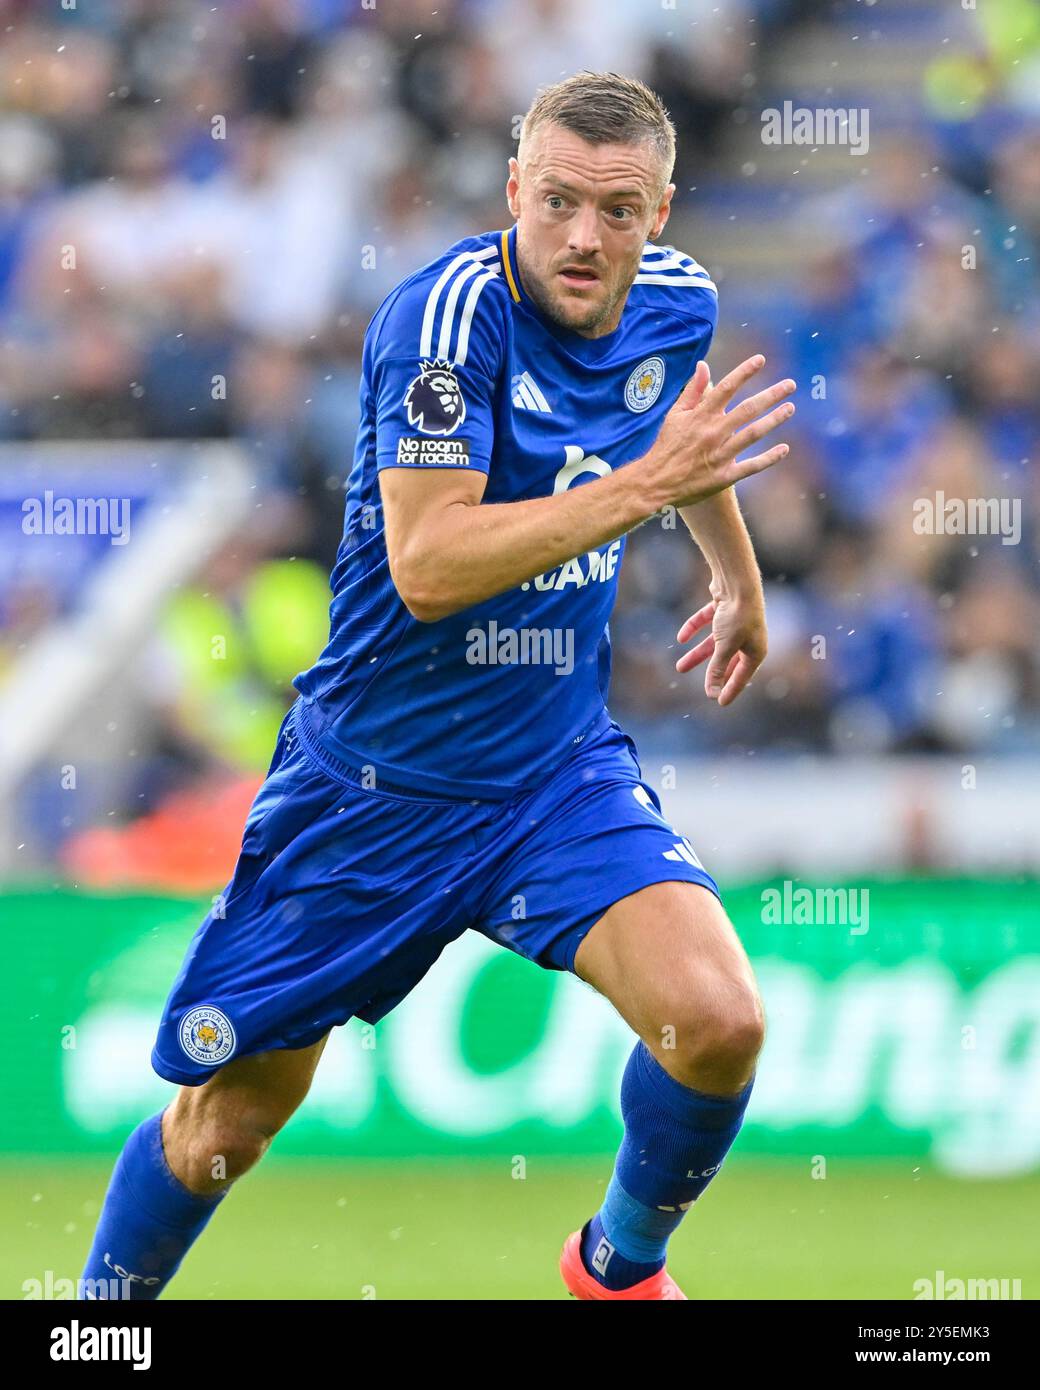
left=163, top=1091, right=286, bottom=1194
left=160, top=1034, right=328, bottom=1195
left=650, top=975, right=765, bottom=1093
left=577, top=883, right=766, bottom=1094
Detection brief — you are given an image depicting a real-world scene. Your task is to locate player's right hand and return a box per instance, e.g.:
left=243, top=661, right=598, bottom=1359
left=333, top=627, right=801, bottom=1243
left=642, top=355, right=796, bottom=508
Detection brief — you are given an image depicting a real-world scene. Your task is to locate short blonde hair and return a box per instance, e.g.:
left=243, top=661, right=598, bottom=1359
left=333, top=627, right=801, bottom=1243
left=518, top=71, right=676, bottom=193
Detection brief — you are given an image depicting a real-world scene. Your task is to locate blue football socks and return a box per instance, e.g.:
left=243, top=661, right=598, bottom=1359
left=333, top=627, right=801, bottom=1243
left=581, top=1040, right=754, bottom=1291
left=80, top=1110, right=227, bottom=1299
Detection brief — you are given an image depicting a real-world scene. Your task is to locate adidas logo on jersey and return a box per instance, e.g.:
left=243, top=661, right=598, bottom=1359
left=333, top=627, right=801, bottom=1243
left=511, top=371, right=552, bottom=413
left=663, top=838, right=703, bottom=868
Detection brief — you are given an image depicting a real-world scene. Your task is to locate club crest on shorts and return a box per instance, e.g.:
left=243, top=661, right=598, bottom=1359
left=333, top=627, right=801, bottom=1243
left=625, top=355, right=665, bottom=412
left=403, top=358, right=466, bottom=436
left=179, top=1006, right=236, bottom=1065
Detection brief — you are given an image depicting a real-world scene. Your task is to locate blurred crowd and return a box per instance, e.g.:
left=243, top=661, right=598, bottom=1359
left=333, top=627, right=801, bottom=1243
left=614, top=121, right=1040, bottom=756
left=2, top=0, right=1039, bottom=844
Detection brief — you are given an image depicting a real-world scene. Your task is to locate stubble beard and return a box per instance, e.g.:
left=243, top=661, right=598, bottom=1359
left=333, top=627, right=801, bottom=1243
left=517, top=245, right=631, bottom=338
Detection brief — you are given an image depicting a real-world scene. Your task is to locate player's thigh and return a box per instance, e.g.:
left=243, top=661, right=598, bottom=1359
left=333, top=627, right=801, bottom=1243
left=167, top=1031, right=331, bottom=1138
left=573, top=881, right=764, bottom=1064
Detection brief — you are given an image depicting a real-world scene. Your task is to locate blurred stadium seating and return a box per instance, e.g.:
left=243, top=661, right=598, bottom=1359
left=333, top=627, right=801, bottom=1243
left=1, top=0, right=1039, bottom=1301
left=2, top=4, right=1038, bottom=872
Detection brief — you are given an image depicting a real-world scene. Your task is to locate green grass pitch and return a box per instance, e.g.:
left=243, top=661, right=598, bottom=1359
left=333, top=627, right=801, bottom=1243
left=4, top=1157, right=1037, bottom=1300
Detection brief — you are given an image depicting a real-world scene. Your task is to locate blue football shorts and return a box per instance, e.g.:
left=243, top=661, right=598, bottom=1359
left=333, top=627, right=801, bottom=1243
left=152, top=699, right=720, bottom=1084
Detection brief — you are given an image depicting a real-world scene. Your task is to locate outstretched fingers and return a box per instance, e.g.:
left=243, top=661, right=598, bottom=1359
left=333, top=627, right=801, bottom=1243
left=676, top=634, right=714, bottom=674
left=704, top=354, right=767, bottom=412
left=725, top=399, right=797, bottom=458
left=675, top=601, right=716, bottom=673
left=674, top=358, right=712, bottom=412
left=725, top=378, right=797, bottom=432
left=719, top=441, right=790, bottom=487
left=676, top=601, right=715, bottom=644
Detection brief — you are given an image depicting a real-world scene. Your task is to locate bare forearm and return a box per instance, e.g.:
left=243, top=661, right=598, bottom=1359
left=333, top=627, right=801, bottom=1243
left=389, top=353, right=795, bottom=622
left=397, top=464, right=662, bottom=621
left=679, top=489, right=762, bottom=597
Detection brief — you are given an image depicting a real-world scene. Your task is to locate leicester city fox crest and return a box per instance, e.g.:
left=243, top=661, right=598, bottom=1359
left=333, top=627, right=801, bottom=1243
left=403, top=358, right=467, bottom=436
left=179, top=1005, right=236, bottom=1065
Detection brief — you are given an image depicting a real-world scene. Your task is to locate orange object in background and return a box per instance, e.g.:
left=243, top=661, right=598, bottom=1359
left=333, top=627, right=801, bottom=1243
left=62, top=775, right=261, bottom=894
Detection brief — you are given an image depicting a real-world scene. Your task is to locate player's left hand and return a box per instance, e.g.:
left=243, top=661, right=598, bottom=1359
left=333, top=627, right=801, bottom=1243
left=674, top=593, right=767, bottom=707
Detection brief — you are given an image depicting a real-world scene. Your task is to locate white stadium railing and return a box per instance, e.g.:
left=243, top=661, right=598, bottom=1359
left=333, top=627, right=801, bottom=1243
left=0, top=442, right=256, bottom=876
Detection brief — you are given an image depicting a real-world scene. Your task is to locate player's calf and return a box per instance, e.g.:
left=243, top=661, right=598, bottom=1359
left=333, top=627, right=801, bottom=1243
left=161, top=1098, right=278, bottom=1194
left=570, top=883, right=764, bottom=1294
left=161, top=1039, right=327, bottom=1194
left=79, top=1035, right=328, bottom=1298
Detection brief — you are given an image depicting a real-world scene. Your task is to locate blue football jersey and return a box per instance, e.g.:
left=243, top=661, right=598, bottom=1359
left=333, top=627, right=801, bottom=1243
left=294, top=223, right=718, bottom=798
